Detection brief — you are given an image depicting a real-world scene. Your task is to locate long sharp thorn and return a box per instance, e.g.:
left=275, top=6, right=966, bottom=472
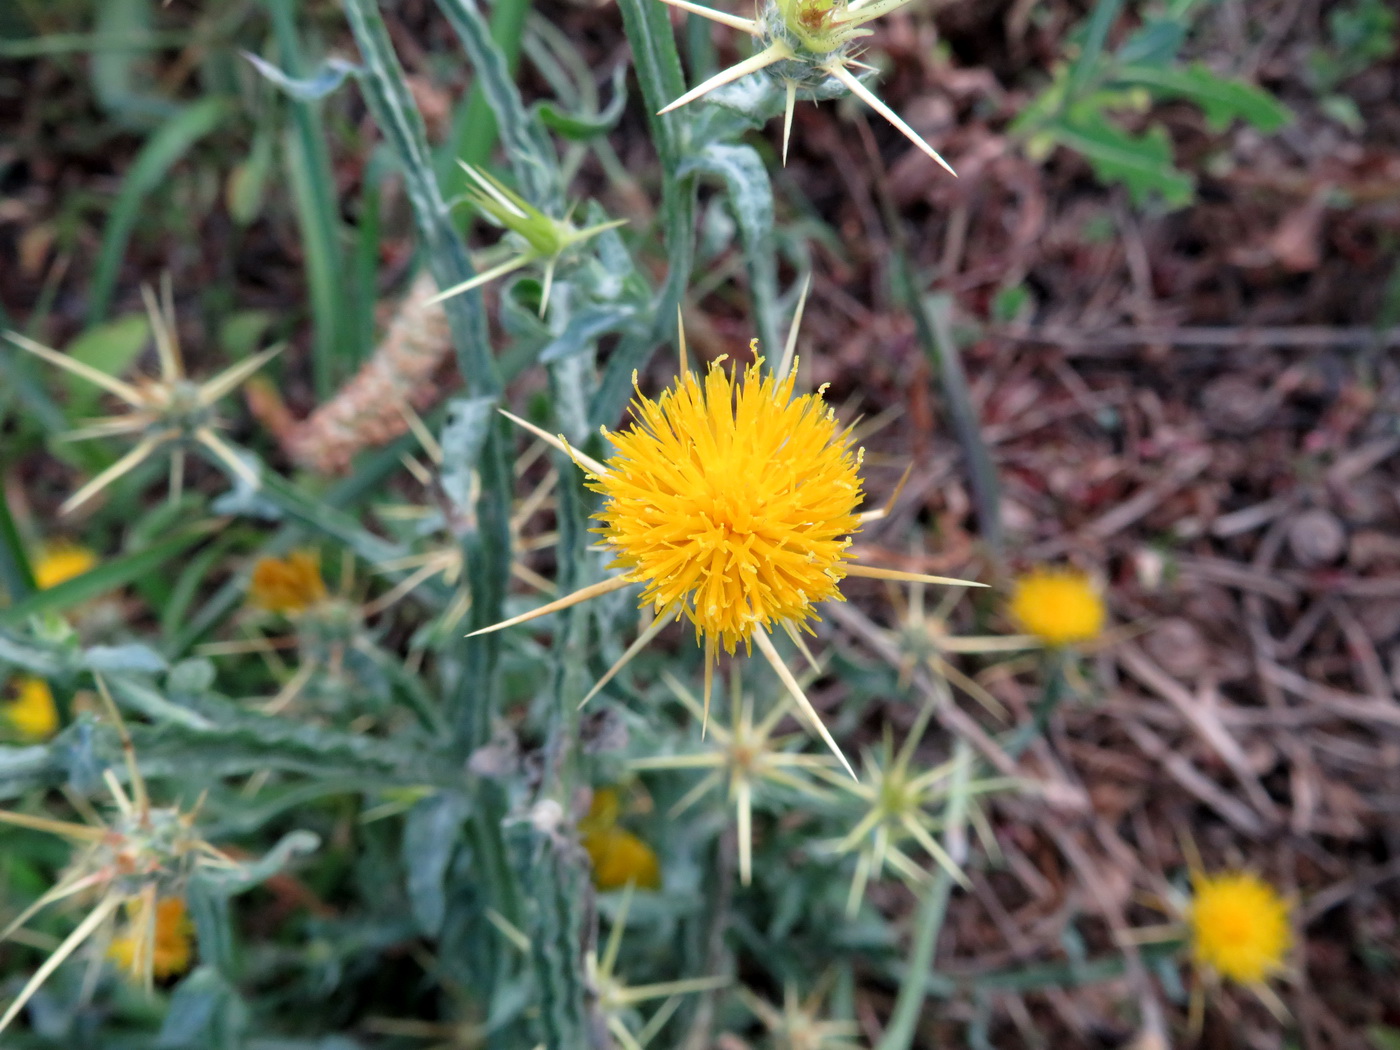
left=659, top=44, right=791, bottom=115
left=752, top=630, right=856, bottom=779
left=0, top=893, right=122, bottom=1036
left=466, top=575, right=633, bottom=637
left=426, top=256, right=534, bottom=306
left=825, top=62, right=958, bottom=177
left=498, top=409, right=610, bottom=477
left=782, top=80, right=797, bottom=167
left=61, top=433, right=167, bottom=515
left=653, top=0, right=761, bottom=33
left=5, top=331, right=146, bottom=406
left=196, top=427, right=259, bottom=487
left=197, top=344, right=284, bottom=406
left=142, top=284, right=180, bottom=382
left=777, top=271, right=811, bottom=382
left=702, top=634, right=717, bottom=738
left=676, top=306, right=689, bottom=376
left=579, top=611, right=668, bottom=709
left=844, top=563, right=986, bottom=587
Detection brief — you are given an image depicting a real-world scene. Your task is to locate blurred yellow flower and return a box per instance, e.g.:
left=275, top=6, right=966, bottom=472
left=249, top=551, right=328, bottom=614
left=4, top=678, right=60, bottom=741
left=1008, top=567, right=1105, bottom=646
left=108, top=896, right=195, bottom=979
left=580, top=788, right=661, bottom=891
left=32, top=544, right=97, bottom=590
left=1189, top=871, right=1291, bottom=985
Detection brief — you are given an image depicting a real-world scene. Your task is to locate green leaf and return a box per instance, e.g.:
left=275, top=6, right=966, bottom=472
left=240, top=51, right=361, bottom=101
left=1049, top=118, right=1194, bottom=208
left=155, top=966, right=249, bottom=1049
left=404, top=792, right=472, bottom=936
left=1117, top=62, right=1291, bottom=132
left=534, top=64, right=629, bottom=141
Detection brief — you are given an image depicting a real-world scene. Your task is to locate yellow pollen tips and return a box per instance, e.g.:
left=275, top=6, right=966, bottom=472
left=1008, top=567, right=1105, bottom=647
left=4, top=678, right=60, bottom=741
left=1188, top=871, right=1291, bottom=985
left=249, top=551, right=329, bottom=614
left=108, top=897, right=196, bottom=979
left=33, top=544, right=98, bottom=590
left=591, top=359, right=863, bottom=654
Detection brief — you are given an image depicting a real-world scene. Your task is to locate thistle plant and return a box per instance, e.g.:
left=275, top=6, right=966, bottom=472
left=654, top=0, right=958, bottom=169
left=475, top=334, right=982, bottom=776
left=0, top=679, right=232, bottom=1032
left=4, top=280, right=279, bottom=514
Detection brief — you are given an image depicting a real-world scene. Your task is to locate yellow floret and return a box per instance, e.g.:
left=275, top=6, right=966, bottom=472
left=1008, top=567, right=1105, bottom=646
left=4, top=678, right=60, bottom=741
left=1189, top=871, right=1291, bottom=985
left=33, top=544, right=97, bottom=590
left=108, top=897, right=196, bottom=979
left=248, top=550, right=328, bottom=614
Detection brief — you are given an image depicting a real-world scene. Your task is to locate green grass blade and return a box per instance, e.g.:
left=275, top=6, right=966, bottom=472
left=435, top=0, right=558, bottom=207
left=87, top=96, right=231, bottom=324
left=0, top=488, right=36, bottom=603
left=267, top=0, right=347, bottom=399
left=0, top=524, right=213, bottom=628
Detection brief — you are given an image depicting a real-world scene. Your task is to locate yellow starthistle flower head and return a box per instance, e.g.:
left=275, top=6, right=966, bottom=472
left=1008, top=567, right=1105, bottom=647
left=592, top=354, right=864, bottom=656
left=108, top=896, right=195, bottom=979
left=32, top=544, right=97, bottom=590
left=1189, top=871, right=1291, bottom=985
left=248, top=551, right=329, bottom=615
left=4, top=678, right=60, bottom=741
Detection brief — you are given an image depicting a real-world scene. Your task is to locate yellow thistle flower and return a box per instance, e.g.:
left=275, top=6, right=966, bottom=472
left=4, top=678, right=60, bottom=741
left=32, top=544, right=97, bottom=590
left=108, top=896, right=195, bottom=979
left=579, top=788, right=662, bottom=891
left=1189, top=871, right=1291, bottom=986
left=594, top=357, right=863, bottom=655
left=248, top=551, right=328, bottom=615
left=583, top=827, right=663, bottom=891
left=475, top=325, right=981, bottom=777
left=1008, top=567, right=1105, bottom=647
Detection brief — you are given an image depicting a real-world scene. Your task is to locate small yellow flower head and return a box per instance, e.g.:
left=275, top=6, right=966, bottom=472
left=1189, top=871, right=1291, bottom=985
left=33, top=544, right=97, bottom=590
left=583, top=827, right=663, bottom=891
left=591, top=357, right=863, bottom=655
left=579, top=788, right=662, bottom=891
left=4, top=678, right=60, bottom=741
left=249, top=551, right=328, bottom=615
left=1008, top=567, right=1105, bottom=647
left=108, top=896, right=195, bottom=979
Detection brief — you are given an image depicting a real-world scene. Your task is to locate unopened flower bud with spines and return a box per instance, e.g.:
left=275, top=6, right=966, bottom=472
left=655, top=0, right=957, bottom=170
left=429, top=164, right=627, bottom=316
